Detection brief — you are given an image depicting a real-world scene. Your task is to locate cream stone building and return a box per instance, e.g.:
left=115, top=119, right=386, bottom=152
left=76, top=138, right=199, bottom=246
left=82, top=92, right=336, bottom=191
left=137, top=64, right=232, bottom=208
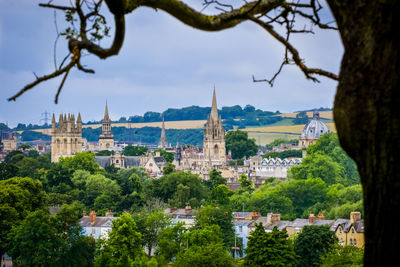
left=332, top=212, right=364, bottom=248
left=203, top=88, right=226, bottom=164
left=51, top=113, right=82, bottom=162
left=173, top=88, right=227, bottom=179
left=98, top=103, right=115, bottom=150
left=2, top=136, right=17, bottom=152
left=299, top=110, right=330, bottom=148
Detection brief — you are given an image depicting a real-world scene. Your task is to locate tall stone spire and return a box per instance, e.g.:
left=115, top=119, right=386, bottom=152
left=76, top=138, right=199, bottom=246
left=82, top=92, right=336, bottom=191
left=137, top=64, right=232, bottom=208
left=104, top=101, right=110, bottom=122
left=159, top=117, right=168, bottom=148
left=203, top=87, right=226, bottom=164
left=210, top=87, right=219, bottom=121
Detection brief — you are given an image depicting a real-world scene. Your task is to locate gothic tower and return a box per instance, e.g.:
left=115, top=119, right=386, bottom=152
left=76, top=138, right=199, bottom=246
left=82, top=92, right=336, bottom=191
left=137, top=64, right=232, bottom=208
left=158, top=117, right=168, bottom=148
left=51, top=112, right=82, bottom=162
left=203, top=88, right=226, bottom=163
left=99, top=102, right=115, bottom=150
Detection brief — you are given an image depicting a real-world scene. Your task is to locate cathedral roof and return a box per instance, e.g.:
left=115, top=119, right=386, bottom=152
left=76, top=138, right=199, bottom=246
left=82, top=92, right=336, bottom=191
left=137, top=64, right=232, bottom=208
left=300, top=110, right=330, bottom=140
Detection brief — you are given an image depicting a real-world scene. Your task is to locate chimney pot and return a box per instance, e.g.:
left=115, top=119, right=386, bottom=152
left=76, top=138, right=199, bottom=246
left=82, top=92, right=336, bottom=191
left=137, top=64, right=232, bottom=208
left=185, top=206, right=192, bottom=214
left=309, top=214, right=317, bottom=224
left=318, top=214, right=325, bottom=220
left=350, top=212, right=361, bottom=224
left=89, top=210, right=96, bottom=223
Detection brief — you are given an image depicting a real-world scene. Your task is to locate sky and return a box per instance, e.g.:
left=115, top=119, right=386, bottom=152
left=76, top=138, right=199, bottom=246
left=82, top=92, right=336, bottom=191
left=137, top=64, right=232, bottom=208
left=0, top=0, right=343, bottom=127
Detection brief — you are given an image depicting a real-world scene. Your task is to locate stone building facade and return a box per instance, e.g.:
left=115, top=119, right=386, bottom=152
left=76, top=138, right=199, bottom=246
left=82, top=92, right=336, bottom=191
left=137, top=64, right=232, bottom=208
left=51, top=113, right=82, bottom=162
left=332, top=212, right=364, bottom=248
left=203, top=88, right=226, bottom=164
left=173, top=89, right=227, bottom=179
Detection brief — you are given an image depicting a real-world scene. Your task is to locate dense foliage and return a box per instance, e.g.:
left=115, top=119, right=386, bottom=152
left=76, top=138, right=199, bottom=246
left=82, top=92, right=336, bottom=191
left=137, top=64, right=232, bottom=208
left=0, top=131, right=362, bottom=265
left=294, top=225, right=338, bottom=267
left=225, top=130, right=258, bottom=159
left=263, top=149, right=302, bottom=159
left=245, top=223, right=297, bottom=266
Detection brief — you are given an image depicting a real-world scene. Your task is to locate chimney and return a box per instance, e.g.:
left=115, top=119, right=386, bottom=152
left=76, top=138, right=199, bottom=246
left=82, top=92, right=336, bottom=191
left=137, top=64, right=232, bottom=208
left=350, top=212, right=361, bottom=224
left=170, top=208, right=177, bottom=213
left=251, top=212, right=259, bottom=220
left=185, top=206, right=192, bottom=214
left=155, top=151, right=161, bottom=157
left=106, top=210, right=113, bottom=217
left=83, top=212, right=87, bottom=216
left=89, top=210, right=96, bottom=223
left=267, top=213, right=281, bottom=224
left=309, top=214, right=317, bottom=224
left=318, top=214, right=325, bottom=220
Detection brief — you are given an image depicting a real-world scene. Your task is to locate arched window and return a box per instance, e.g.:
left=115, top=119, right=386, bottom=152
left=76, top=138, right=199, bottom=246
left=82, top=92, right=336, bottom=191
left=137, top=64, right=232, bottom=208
left=350, top=238, right=353, bottom=245
left=214, top=144, right=219, bottom=155
left=352, top=228, right=355, bottom=234
left=354, top=238, right=357, bottom=246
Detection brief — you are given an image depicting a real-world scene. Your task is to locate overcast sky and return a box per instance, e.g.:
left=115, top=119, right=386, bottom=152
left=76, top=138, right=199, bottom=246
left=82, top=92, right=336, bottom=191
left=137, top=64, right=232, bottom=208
left=0, top=0, right=343, bottom=127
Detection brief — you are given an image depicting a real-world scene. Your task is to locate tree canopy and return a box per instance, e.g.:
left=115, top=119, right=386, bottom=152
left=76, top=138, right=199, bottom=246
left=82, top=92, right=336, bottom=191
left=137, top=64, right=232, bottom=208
left=225, top=130, right=258, bottom=159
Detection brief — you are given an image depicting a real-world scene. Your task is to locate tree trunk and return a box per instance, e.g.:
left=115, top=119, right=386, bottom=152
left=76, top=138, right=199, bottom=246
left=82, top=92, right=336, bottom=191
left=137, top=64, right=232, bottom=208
left=328, top=1, right=400, bottom=265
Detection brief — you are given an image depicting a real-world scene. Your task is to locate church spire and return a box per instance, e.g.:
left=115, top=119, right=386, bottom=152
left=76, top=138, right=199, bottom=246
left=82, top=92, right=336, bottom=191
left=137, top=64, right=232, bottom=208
left=210, top=87, right=219, bottom=121
left=104, top=101, right=110, bottom=122
left=159, top=116, right=167, bottom=148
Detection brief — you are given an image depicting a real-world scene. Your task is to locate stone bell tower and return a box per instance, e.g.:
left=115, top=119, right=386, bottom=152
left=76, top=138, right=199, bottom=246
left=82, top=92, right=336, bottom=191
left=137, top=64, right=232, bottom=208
left=51, top=113, right=82, bottom=162
left=203, top=88, right=226, bottom=163
left=98, top=102, right=114, bottom=150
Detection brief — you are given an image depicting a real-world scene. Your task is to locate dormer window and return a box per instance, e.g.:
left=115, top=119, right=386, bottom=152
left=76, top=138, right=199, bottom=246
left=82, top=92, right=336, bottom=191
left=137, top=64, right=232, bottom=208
left=352, top=228, right=355, bottom=234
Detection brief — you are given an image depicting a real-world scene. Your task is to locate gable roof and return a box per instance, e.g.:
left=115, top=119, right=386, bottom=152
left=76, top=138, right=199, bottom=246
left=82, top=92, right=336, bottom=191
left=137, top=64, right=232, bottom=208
left=332, top=219, right=364, bottom=233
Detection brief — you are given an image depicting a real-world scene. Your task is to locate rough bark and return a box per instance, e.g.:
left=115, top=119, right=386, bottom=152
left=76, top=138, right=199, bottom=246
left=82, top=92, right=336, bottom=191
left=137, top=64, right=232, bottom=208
left=328, top=1, right=400, bottom=265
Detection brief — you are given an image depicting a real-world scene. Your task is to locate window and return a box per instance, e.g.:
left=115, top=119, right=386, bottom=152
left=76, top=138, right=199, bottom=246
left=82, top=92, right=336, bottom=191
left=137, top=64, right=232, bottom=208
left=116, top=160, right=119, bottom=163
left=354, top=239, right=357, bottom=246
left=352, top=228, right=355, bottom=234
left=239, top=226, right=243, bottom=233
left=339, top=228, right=342, bottom=234
left=350, top=238, right=353, bottom=245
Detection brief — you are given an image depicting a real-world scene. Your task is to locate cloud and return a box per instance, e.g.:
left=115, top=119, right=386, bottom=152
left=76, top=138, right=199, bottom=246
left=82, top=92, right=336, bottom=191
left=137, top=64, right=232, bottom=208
left=1, top=1, right=342, bottom=127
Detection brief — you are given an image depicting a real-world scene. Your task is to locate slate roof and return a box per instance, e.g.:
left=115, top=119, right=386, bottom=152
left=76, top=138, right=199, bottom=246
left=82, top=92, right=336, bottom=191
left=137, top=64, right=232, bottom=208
left=154, top=156, right=166, bottom=164
left=164, top=208, right=197, bottom=218
left=287, top=218, right=335, bottom=228
left=332, top=219, right=364, bottom=233
left=248, top=216, right=291, bottom=231
left=233, top=219, right=253, bottom=226
left=79, top=216, right=116, bottom=227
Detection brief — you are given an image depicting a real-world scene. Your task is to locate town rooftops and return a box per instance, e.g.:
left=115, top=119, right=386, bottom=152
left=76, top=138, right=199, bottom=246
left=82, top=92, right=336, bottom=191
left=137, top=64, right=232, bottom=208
left=165, top=206, right=197, bottom=218
left=287, top=217, right=335, bottom=229
left=248, top=215, right=291, bottom=231
left=80, top=216, right=116, bottom=228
